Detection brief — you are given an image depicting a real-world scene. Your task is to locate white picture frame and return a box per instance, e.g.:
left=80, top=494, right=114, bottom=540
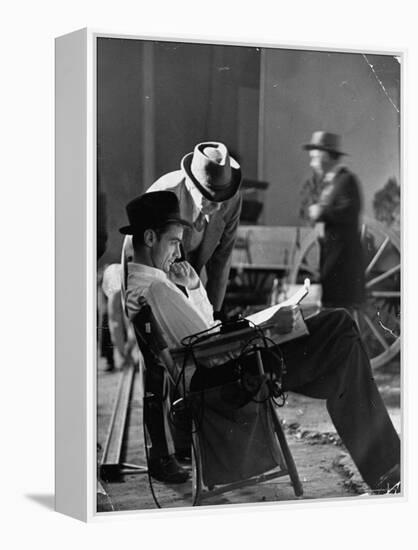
left=55, top=28, right=404, bottom=522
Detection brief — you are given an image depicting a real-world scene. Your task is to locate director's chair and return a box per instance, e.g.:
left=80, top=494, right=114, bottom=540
left=120, top=247, right=303, bottom=506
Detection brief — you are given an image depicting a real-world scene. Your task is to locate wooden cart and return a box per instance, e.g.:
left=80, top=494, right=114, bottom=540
left=228, top=217, right=400, bottom=369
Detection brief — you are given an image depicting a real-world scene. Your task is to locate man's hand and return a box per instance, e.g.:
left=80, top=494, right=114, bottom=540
left=308, top=203, right=322, bottom=221
left=271, top=305, right=299, bottom=334
left=169, top=261, right=200, bottom=290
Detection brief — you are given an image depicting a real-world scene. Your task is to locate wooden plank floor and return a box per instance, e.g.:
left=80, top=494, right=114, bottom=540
left=96, top=360, right=372, bottom=513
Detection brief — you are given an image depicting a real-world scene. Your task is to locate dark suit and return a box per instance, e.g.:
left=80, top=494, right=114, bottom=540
left=315, top=166, right=365, bottom=307
left=147, top=170, right=242, bottom=312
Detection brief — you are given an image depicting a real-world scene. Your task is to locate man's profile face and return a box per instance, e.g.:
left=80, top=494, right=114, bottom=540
left=199, top=195, right=222, bottom=216
left=151, top=223, right=184, bottom=273
left=188, top=183, right=222, bottom=216
left=309, top=149, right=333, bottom=177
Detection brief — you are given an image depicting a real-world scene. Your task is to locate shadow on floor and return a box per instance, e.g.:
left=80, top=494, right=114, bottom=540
left=25, top=494, right=55, bottom=511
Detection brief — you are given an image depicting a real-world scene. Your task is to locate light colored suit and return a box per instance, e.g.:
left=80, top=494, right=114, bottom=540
left=147, top=170, right=242, bottom=312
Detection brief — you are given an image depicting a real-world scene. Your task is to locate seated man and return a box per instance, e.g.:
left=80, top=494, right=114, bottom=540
left=121, top=191, right=400, bottom=493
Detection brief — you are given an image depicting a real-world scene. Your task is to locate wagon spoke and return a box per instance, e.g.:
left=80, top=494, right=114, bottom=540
left=365, top=235, right=390, bottom=275
left=369, top=290, right=401, bottom=298
left=352, top=309, right=360, bottom=329
left=366, top=264, right=400, bottom=288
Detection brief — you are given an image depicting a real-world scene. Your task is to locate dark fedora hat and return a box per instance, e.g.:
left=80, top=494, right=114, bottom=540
left=303, top=131, right=347, bottom=155
left=119, top=191, right=192, bottom=235
left=181, top=141, right=242, bottom=203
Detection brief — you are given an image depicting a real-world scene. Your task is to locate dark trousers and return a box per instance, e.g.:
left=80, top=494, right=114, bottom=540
left=143, top=362, right=170, bottom=459
left=144, top=308, right=400, bottom=489
left=143, top=357, right=190, bottom=459
left=277, top=308, right=400, bottom=489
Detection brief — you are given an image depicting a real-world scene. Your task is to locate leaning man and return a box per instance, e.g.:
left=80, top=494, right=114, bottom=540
left=124, top=141, right=242, bottom=316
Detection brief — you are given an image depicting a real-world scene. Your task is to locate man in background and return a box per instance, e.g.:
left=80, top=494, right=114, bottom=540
left=301, top=131, right=365, bottom=309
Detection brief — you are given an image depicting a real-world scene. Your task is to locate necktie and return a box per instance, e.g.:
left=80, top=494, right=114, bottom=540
left=185, top=211, right=206, bottom=253
left=194, top=211, right=206, bottom=232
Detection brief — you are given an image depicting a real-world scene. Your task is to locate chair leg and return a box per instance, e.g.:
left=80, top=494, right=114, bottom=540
left=191, top=422, right=202, bottom=506
left=269, top=401, right=303, bottom=497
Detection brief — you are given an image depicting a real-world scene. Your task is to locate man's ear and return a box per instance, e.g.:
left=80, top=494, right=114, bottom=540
left=143, top=229, right=156, bottom=247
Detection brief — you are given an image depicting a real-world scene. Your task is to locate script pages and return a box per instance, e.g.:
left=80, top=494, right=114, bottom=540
left=246, top=280, right=311, bottom=344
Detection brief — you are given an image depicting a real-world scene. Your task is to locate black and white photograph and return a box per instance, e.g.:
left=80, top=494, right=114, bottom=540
left=95, top=35, right=402, bottom=512
left=5, top=0, right=418, bottom=546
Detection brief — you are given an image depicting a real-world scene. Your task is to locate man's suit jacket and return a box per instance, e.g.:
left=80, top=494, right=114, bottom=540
left=316, top=166, right=365, bottom=307
left=147, top=170, right=242, bottom=312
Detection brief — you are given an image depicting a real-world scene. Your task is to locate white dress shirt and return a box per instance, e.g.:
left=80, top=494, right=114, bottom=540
left=124, top=261, right=305, bottom=368
left=184, top=177, right=210, bottom=225
left=125, top=262, right=216, bottom=349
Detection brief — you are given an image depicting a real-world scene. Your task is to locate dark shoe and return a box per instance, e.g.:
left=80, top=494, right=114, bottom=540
left=102, top=356, right=115, bottom=372
left=175, top=447, right=192, bottom=463
left=148, top=455, right=190, bottom=484
left=376, top=464, right=401, bottom=494
left=104, top=362, right=115, bottom=372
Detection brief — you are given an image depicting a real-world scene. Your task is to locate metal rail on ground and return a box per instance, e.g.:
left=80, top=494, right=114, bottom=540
left=99, top=361, right=147, bottom=480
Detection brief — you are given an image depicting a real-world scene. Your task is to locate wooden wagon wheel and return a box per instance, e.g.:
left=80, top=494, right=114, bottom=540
left=288, top=217, right=400, bottom=369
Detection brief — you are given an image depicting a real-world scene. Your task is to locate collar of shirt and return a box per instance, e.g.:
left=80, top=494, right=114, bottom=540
left=184, top=177, right=210, bottom=223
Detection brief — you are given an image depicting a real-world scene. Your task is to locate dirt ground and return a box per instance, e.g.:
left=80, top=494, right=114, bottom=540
left=96, top=357, right=401, bottom=513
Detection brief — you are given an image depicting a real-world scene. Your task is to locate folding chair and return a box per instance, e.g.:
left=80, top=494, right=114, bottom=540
left=120, top=247, right=303, bottom=506
left=128, top=301, right=303, bottom=505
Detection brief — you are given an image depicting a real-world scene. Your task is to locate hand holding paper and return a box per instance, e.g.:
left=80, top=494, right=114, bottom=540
left=246, top=279, right=311, bottom=343
left=265, top=305, right=298, bottom=334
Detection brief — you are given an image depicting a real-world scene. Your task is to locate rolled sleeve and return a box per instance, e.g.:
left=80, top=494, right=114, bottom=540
left=187, top=283, right=214, bottom=325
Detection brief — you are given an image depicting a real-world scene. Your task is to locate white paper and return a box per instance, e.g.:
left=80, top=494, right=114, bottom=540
left=245, top=280, right=310, bottom=343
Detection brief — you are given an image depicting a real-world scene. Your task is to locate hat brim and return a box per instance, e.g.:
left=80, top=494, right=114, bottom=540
left=181, top=152, right=242, bottom=203
left=119, top=216, right=192, bottom=236
left=303, top=143, right=347, bottom=155
left=119, top=225, right=133, bottom=235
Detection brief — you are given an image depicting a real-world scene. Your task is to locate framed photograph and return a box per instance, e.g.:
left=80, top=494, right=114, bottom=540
left=55, top=29, right=402, bottom=521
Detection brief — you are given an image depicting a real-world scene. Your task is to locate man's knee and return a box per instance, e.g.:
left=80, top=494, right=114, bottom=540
left=304, top=308, right=364, bottom=366
left=330, top=308, right=356, bottom=330
left=314, top=308, right=357, bottom=335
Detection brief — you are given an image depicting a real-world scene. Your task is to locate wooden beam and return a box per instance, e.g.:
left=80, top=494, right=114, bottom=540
left=99, top=363, right=135, bottom=479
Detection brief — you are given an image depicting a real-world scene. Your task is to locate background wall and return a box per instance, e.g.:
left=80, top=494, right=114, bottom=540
left=260, top=49, right=400, bottom=226
left=97, top=40, right=400, bottom=263
left=97, top=38, right=145, bottom=263
left=98, top=38, right=260, bottom=263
